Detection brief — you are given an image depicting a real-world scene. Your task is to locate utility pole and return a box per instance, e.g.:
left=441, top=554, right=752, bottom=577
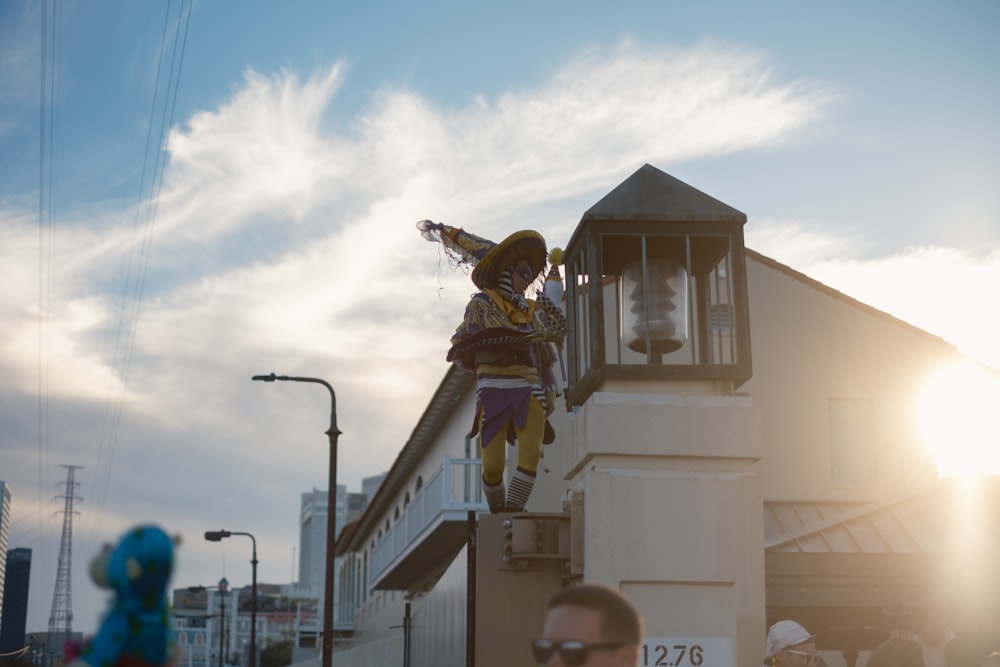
left=46, top=464, right=83, bottom=667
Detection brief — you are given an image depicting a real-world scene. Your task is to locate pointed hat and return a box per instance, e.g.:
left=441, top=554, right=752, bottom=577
left=416, top=220, right=547, bottom=289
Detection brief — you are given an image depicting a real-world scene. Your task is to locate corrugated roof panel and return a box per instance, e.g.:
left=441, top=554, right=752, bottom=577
left=763, top=501, right=868, bottom=543
left=853, top=514, right=912, bottom=552
left=765, top=477, right=1000, bottom=555
left=882, top=502, right=945, bottom=551
left=819, top=523, right=865, bottom=552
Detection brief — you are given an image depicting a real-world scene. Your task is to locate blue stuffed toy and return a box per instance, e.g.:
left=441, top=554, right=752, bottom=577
left=69, top=525, right=178, bottom=667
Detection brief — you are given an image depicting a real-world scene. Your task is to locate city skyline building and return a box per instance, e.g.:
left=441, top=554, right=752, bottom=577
left=360, top=474, right=386, bottom=505
left=298, top=475, right=386, bottom=592
left=0, top=481, right=11, bottom=624
left=168, top=475, right=386, bottom=667
left=297, top=489, right=328, bottom=594
left=0, top=547, right=32, bottom=654
left=297, top=474, right=384, bottom=645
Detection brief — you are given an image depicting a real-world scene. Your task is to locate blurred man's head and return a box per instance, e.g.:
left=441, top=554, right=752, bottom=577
left=535, top=584, right=643, bottom=666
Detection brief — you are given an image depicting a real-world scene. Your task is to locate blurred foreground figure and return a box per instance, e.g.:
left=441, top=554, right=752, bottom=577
left=533, top=584, right=643, bottom=666
left=66, top=525, right=178, bottom=667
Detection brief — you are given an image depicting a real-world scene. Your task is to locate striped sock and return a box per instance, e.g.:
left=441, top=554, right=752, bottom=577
left=505, top=468, right=536, bottom=512
left=483, top=477, right=506, bottom=513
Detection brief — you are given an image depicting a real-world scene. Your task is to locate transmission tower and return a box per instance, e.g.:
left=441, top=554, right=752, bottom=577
left=46, top=464, right=83, bottom=667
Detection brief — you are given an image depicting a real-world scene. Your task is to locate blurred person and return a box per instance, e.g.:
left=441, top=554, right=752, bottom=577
left=916, top=607, right=975, bottom=667
left=867, top=604, right=924, bottom=667
left=765, top=620, right=822, bottom=667
left=979, top=651, right=1000, bottom=667
left=534, top=584, right=643, bottom=666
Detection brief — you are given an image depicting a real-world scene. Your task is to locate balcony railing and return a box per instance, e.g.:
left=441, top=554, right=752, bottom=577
left=370, top=456, right=487, bottom=585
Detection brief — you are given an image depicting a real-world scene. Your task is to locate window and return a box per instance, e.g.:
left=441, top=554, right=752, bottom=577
left=829, top=397, right=877, bottom=484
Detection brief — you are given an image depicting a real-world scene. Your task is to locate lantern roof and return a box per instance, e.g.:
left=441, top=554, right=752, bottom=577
left=580, top=163, right=747, bottom=224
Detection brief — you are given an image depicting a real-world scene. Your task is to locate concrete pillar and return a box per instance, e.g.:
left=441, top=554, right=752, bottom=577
left=564, top=386, right=765, bottom=667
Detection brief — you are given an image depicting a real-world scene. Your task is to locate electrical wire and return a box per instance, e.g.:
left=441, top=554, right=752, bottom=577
left=36, top=0, right=59, bottom=576
left=87, top=0, right=195, bottom=546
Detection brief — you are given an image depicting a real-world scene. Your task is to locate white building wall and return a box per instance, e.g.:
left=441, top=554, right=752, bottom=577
left=742, top=255, right=950, bottom=500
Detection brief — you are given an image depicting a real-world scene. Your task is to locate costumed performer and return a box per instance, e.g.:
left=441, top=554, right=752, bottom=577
left=417, top=219, right=567, bottom=513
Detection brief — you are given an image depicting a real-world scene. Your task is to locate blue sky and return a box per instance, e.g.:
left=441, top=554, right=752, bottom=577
left=2, top=0, right=998, bottom=636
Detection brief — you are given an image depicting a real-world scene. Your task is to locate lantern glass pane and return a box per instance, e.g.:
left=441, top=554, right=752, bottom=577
left=689, top=239, right=737, bottom=365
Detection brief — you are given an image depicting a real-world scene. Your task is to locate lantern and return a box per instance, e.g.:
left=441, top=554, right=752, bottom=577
left=563, top=164, right=752, bottom=407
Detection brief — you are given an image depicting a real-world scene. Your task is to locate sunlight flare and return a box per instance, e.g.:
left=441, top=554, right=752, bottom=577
left=916, top=360, right=1000, bottom=477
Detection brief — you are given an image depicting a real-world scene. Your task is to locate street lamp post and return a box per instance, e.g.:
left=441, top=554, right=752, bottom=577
left=204, top=531, right=258, bottom=667
left=252, top=372, right=341, bottom=667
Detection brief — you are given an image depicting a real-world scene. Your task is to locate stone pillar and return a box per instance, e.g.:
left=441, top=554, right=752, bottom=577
left=564, top=386, right=765, bottom=667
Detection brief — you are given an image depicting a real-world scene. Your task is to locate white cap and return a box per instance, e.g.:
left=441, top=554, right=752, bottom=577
left=765, top=620, right=815, bottom=659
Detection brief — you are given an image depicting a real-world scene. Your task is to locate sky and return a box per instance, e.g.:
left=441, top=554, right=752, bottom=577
left=2, top=0, right=999, bottom=637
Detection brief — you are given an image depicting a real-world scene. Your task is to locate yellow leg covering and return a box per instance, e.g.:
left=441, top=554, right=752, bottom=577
left=480, top=397, right=545, bottom=486
left=515, top=397, right=544, bottom=473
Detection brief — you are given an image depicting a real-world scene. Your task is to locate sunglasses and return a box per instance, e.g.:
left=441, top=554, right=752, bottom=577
left=531, top=639, right=627, bottom=665
left=785, top=650, right=822, bottom=667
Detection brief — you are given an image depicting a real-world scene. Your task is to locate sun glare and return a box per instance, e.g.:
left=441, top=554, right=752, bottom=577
left=916, top=361, right=1000, bottom=477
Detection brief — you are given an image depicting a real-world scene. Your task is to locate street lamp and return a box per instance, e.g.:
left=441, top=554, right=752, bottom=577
left=252, top=372, right=341, bottom=667
left=205, top=531, right=258, bottom=667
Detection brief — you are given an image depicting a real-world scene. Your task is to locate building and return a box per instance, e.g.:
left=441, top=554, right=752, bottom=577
left=298, top=489, right=328, bottom=596
left=171, top=477, right=387, bottom=667
left=360, top=474, right=386, bottom=505
left=173, top=582, right=320, bottom=667
left=327, top=166, right=1000, bottom=667
left=0, top=481, right=10, bottom=624
left=300, top=479, right=382, bottom=590
left=294, top=477, right=385, bottom=659
left=0, top=547, right=31, bottom=654
left=299, top=478, right=383, bottom=613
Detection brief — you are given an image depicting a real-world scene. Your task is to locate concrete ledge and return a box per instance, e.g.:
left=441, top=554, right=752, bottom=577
left=564, top=392, right=763, bottom=478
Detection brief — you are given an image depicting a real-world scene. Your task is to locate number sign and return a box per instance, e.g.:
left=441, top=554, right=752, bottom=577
left=640, top=637, right=733, bottom=667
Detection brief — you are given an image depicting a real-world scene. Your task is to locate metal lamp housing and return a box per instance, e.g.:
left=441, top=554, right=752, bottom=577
left=564, top=165, right=752, bottom=407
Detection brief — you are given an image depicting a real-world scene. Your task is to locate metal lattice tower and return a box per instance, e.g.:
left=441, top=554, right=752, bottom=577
left=46, top=464, right=83, bottom=666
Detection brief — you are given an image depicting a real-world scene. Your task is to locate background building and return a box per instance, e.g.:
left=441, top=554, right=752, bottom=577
left=0, top=481, right=10, bottom=624
left=0, top=547, right=31, bottom=654
left=297, top=489, right=328, bottom=596
left=170, top=477, right=385, bottom=667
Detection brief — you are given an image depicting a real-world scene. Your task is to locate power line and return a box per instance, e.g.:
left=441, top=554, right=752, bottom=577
left=88, top=0, right=196, bottom=543
left=36, top=0, right=62, bottom=567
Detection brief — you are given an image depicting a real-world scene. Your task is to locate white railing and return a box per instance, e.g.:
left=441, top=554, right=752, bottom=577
left=370, top=456, right=487, bottom=584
